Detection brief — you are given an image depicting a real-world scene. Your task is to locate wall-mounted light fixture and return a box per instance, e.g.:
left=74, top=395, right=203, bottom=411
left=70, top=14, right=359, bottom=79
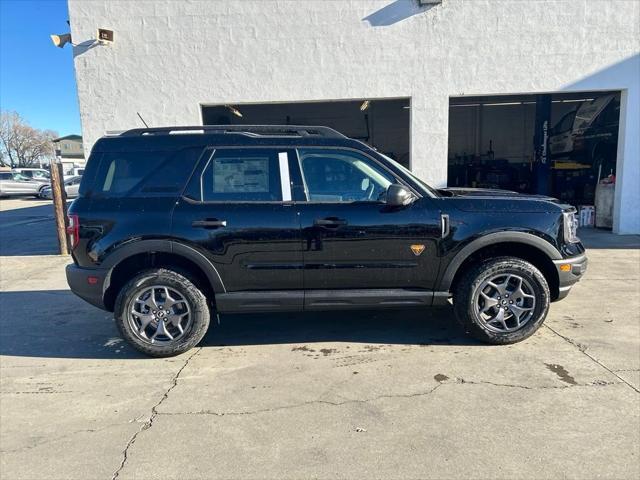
left=97, top=28, right=114, bottom=44
left=50, top=33, right=72, bottom=48
left=360, top=100, right=370, bottom=111
left=226, top=106, right=243, bottom=118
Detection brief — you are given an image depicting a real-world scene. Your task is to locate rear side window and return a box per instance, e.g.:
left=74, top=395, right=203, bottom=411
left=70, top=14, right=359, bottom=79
left=89, top=147, right=203, bottom=197
left=197, top=149, right=285, bottom=202
left=0, top=173, right=11, bottom=180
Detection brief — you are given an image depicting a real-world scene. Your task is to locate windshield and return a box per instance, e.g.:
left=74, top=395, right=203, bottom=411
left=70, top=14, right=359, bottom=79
left=378, top=153, right=439, bottom=197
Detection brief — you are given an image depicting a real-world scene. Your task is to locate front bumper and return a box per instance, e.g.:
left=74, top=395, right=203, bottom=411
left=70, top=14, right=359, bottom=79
left=66, top=264, right=109, bottom=310
left=553, top=254, right=588, bottom=300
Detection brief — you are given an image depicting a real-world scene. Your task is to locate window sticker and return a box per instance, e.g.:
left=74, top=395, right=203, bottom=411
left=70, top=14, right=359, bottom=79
left=213, top=157, right=269, bottom=193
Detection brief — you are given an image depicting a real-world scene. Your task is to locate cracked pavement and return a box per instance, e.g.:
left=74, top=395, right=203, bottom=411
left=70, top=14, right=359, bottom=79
left=0, top=202, right=638, bottom=479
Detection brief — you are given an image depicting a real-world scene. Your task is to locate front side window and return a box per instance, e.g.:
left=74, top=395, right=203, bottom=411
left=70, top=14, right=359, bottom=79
left=297, top=149, right=395, bottom=202
left=199, top=149, right=286, bottom=202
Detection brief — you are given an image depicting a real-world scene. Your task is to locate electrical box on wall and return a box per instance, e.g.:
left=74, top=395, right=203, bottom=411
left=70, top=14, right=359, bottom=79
left=97, top=28, right=114, bottom=44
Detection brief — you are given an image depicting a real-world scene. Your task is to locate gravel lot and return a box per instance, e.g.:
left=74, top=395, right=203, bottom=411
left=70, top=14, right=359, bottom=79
left=1, top=197, right=639, bottom=479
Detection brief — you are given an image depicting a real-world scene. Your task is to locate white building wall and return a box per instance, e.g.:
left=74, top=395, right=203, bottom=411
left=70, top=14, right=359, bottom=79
left=68, top=0, right=640, bottom=233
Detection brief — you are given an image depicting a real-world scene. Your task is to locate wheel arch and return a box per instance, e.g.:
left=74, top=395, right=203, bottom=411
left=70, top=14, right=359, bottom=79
left=102, top=240, right=224, bottom=311
left=441, top=232, right=562, bottom=301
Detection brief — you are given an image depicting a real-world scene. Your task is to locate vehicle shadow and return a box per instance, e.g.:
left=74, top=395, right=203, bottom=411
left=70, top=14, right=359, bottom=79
left=0, top=289, right=477, bottom=360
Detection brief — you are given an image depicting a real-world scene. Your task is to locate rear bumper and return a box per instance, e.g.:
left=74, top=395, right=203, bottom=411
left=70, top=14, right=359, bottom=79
left=553, top=254, right=588, bottom=300
left=66, top=264, right=109, bottom=310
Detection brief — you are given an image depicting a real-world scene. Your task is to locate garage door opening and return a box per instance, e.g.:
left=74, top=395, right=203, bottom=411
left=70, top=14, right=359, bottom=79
left=202, top=98, right=411, bottom=168
left=448, top=91, right=621, bottom=209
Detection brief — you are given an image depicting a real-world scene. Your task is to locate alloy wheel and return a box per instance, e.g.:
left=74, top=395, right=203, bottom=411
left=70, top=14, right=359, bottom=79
left=474, top=274, right=536, bottom=333
left=128, top=285, right=192, bottom=344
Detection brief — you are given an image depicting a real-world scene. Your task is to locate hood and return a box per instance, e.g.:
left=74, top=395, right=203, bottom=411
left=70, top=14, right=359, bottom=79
left=438, top=187, right=554, bottom=200
left=438, top=188, right=573, bottom=213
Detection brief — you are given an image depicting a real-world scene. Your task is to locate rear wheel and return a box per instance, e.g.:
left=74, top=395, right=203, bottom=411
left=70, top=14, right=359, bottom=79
left=453, top=257, right=550, bottom=344
left=114, top=268, right=210, bottom=357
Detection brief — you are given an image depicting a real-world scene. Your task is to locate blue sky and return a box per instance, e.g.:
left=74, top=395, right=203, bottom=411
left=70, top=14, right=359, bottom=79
left=0, top=0, right=80, bottom=137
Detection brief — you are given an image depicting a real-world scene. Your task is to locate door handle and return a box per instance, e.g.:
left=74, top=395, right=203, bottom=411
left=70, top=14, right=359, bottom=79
left=314, top=217, right=347, bottom=227
left=192, top=219, right=227, bottom=229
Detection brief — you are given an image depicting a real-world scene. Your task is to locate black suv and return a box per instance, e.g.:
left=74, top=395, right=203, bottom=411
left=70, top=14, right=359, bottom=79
left=66, top=126, right=587, bottom=357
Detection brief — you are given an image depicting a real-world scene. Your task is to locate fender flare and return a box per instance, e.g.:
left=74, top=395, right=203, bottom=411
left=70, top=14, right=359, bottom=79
left=102, top=239, right=226, bottom=294
left=438, top=231, right=562, bottom=292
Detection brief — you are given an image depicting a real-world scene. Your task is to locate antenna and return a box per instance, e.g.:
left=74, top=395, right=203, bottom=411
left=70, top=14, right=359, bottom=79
left=136, top=112, right=149, bottom=128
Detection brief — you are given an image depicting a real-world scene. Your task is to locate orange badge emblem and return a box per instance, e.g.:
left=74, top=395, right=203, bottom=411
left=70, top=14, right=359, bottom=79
left=410, top=244, right=425, bottom=256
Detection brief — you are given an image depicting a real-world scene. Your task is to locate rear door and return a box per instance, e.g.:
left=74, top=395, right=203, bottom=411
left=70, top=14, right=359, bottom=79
left=172, top=147, right=303, bottom=311
left=293, top=148, right=442, bottom=308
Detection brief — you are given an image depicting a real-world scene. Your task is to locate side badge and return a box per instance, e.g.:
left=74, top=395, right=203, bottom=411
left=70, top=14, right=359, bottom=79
left=410, top=244, right=426, bottom=256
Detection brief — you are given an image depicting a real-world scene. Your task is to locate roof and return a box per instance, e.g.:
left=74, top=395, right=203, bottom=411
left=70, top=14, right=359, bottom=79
left=53, top=134, right=83, bottom=142
left=119, top=125, right=345, bottom=138
left=92, top=125, right=365, bottom=153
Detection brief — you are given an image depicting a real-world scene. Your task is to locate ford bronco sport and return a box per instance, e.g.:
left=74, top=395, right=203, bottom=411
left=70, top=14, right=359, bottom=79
left=66, top=125, right=587, bottom=357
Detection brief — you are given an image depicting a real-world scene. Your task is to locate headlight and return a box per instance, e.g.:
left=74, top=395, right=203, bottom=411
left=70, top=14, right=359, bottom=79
left=563, top=211, right=580, bottom=243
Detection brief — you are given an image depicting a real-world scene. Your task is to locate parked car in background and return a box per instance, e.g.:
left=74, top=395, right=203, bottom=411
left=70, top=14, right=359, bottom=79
left=12, top=168, right=51, bottom=182
left=0, top=172, right=49, bottom=197
left=63, top=167, right=86, bottom=180
left=549, top=94, right=619, bottom=168
left=39, top=175, right=82, bottom=199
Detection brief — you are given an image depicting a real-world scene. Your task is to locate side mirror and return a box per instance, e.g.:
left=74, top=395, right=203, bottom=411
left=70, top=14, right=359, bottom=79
left=386, top=183, right=415, bottom=207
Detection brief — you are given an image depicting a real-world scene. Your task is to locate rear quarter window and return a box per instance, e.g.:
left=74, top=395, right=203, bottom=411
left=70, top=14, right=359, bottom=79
left=86, top=147, right=204, bottom=198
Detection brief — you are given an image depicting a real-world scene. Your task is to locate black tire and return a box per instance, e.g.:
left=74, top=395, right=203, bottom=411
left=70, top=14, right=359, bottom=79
left=453, top=256, right=550, bottom=344
left=114, top=268, right=210, bottom=357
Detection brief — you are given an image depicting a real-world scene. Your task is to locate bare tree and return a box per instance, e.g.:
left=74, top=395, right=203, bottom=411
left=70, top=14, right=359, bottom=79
left=0, top=111, right=58, bottom=167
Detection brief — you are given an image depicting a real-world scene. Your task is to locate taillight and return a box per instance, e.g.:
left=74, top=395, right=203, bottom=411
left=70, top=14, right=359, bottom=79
left=66, top=213, right=79, bottom=249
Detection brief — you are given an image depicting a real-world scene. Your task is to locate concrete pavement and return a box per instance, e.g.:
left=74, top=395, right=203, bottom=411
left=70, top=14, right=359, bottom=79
left=0, top=201, right=638, bottom=479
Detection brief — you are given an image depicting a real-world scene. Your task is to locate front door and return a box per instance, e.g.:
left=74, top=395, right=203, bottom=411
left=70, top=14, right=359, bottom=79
left=293, top=148, right=442, bottom=308
left=172, top=147, right=303, bottom=311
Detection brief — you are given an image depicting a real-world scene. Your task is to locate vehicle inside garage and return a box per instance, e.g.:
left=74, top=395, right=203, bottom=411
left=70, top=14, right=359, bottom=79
left=202, top=98, right=411, bottom=168
left=448, top=91, right=621, bottom=210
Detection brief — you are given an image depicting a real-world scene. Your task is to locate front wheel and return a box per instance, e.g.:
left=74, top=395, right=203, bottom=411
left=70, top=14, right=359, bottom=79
left=114, top=269, right=210, bottom=357
left=453, top=257, right=550, bottom=344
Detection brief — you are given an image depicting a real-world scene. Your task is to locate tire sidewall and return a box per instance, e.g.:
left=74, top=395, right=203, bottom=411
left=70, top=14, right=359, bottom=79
left=114, top=269, right=210, bottom=357
left=457, top=258, right=550, bottom=344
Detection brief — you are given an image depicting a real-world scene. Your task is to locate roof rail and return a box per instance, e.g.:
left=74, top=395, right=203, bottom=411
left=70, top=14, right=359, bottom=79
left=119, top=125, right=346, bottom=138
